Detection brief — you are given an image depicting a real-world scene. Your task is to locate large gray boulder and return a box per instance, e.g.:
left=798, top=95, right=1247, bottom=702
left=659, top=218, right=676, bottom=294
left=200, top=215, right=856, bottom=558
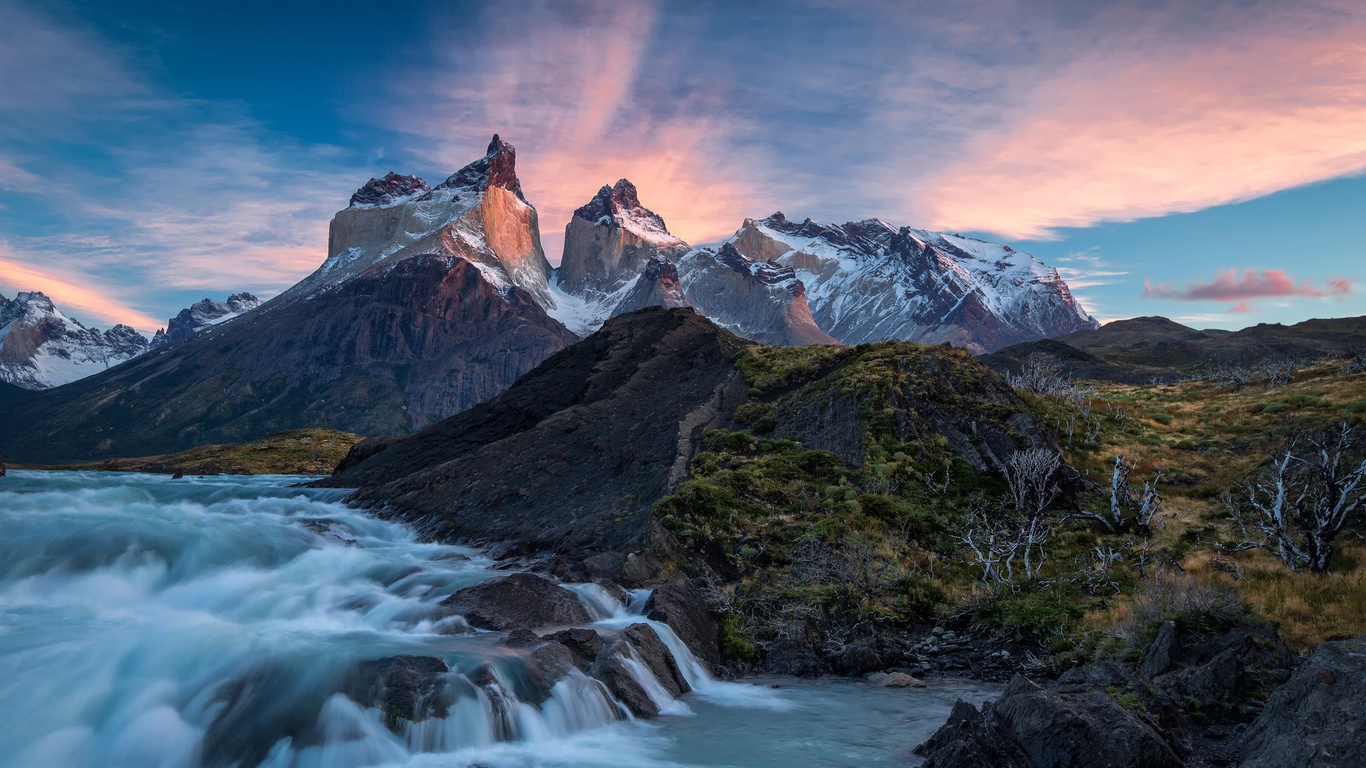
left=441, top=573, right=591, bottom=631
left=1241, top=636, right=1366, bottom=768
left=917, top=676, right=1183, bottom=768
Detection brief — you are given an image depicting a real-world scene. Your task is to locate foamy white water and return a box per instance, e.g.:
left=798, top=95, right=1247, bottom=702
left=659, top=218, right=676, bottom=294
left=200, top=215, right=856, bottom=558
left=0, top=471, right=994, bottom=767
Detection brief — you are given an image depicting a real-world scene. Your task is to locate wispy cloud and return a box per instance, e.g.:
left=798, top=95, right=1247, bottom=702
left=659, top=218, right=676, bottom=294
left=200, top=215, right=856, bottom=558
left=0, top=1, right=363, bottom=330
left=1143, top=268, right=1354, bottom=313
left=380, top=0, right=770, bottom=260
left=0, top=246, right=161, bottom=328
left=914, top=3, right=1366, bottom=239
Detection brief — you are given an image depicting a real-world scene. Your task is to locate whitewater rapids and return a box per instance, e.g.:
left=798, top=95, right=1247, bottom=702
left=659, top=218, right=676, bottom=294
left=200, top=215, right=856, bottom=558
left=0, top=471, right=993, bottom=767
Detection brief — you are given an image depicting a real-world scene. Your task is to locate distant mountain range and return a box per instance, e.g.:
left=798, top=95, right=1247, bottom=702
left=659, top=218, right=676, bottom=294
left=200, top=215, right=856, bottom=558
left=982, top=315, right=1366, bottom=383
left=0, top=135, right=1096, bottom=461
left=0, top=290, right=262, bottom=390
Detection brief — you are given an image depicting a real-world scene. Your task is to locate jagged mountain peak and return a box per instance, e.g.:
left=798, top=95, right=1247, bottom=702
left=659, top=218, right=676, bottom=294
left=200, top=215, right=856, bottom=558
left=727, top=214, right=1097, bottom=353
left=349, top=172, right=431, bottom=209
left=152, top=292, right=264, bottom=347
left=574, top=178, right=648, bottom=220
left=0, top=290, right=149, bottom=390
left=435, top=133, right=525, bottom=202
left=6, top=291, right=57, bottom=312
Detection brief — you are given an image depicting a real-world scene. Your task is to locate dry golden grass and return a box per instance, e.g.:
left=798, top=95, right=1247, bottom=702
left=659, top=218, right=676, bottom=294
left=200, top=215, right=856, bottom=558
left=1053, top=366, right=1366, bottom=650
left=1183, top=546, right=1366, bottom=650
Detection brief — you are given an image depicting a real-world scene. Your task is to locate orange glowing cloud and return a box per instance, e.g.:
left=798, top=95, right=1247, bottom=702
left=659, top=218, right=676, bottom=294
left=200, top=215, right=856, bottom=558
left=0, top=251, right=161, bottom=329
left=917, top=25, right=1366, bottom=239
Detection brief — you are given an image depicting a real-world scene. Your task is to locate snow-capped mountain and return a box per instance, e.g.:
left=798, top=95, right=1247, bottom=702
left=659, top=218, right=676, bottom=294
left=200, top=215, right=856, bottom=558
left=548, top=180, right=837, bottom=345
left=285, top=136, right=554, bottom=307
left=0, top=292, right=149, bottom=390
left=0, top=136, right=576, bottom=461
left=727, top=214, right=1098, bottom=353
left=151, top=293, right=261, bottom=346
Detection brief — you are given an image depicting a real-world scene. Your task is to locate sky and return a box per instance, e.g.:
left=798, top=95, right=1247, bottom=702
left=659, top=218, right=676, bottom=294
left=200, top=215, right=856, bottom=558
left=1, top=0, right=1364, bottom=334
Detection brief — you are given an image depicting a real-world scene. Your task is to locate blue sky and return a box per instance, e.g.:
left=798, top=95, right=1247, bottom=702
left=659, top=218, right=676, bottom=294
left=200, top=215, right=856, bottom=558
left=1, top=0, right=1363, bottom=333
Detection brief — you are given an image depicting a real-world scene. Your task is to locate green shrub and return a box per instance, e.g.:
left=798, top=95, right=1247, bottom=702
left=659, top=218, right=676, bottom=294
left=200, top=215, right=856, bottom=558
left=1262, top=402, right=1286, bottom=415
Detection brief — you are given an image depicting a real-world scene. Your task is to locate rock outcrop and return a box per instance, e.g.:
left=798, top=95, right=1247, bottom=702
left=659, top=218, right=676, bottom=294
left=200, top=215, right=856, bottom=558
left=0, top=291, right=149, bottom=390
left=556, top=179, right=688, bottom=302
left=916, top=621, right=1297, bottom=768
left=0, top=136, right=577, bottom=462
left=1241, top=636, right=1366, bottom=768
left=644, top=574, right=721, bottom=670
left=441, top=573, right=592, bottom=631
left=726, top=213, right=1097, bottom=353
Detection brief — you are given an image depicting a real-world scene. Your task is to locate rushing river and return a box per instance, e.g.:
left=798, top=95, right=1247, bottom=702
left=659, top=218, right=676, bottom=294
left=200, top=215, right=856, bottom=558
left=0, top=471, right=996, bottom=768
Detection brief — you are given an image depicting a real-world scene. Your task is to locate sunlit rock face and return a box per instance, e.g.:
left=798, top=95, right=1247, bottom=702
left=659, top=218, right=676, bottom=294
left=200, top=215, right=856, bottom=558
left=726, top=213, right=1099, bottom=354
left=301, top=134, right=555, bottom=308
left=557, top=179, right=690, bottom=298
left=0, top=291, right=149, bottom=390
left=548, top=181, right=836, bottom=346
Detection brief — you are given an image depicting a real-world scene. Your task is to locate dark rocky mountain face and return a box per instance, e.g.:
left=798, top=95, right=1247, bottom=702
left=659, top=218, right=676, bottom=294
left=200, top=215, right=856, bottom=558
left=726, top=213, right=1098, bottom=353
left=322, top=307, right=751, bottom=562
left=349, top=172, right=431, bottom=208
left=0, top=137, right=576, bottom=463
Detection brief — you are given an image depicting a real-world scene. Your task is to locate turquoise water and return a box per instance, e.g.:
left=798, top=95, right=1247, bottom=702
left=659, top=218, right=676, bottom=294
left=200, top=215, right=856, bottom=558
left=0, top=470, right=995, bottom=767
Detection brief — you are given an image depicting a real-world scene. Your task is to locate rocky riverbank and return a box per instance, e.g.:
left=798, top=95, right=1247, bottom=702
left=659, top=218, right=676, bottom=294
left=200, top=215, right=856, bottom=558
left=916, top=621, right=1366, bottom=768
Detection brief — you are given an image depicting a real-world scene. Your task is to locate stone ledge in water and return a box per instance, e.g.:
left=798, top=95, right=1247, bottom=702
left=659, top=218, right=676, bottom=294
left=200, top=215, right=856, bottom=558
left=644, top=574, right=721, bottom=670
left=593, top=623, right=690, bottom=719
left=346, top=655, right=451, bottom=734
left=441, top=573, right=592, bottom=631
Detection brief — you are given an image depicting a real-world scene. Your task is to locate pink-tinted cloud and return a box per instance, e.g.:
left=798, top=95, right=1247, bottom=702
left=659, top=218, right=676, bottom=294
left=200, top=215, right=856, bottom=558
left=1143, top=269, right=1354, bottom=311
left=387, top=0, right=769, bottom=261
left=915, top=9, right=1366, bottom=239
left=0, top=249, right=160, bottom=329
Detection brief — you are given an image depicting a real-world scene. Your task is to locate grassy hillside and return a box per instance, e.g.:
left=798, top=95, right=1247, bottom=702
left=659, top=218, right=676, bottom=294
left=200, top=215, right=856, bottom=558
left=20, top=429, right=364, bottom=476
left=653, top=341, right=1366, bottom=669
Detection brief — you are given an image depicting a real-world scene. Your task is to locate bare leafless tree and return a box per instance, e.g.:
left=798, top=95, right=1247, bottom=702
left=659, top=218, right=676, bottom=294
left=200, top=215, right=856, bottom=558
left=1007, top=355, right=1071, bottom=396
left=1210, top=364, right=1253, bottom=391
left=1254, top=358, right=1299, bottom=389
left=1222, top=422, right=1366, bottom=573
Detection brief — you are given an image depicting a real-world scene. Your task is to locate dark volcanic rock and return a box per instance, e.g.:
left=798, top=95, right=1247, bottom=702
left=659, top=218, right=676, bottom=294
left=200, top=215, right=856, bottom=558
left=593, top=622, right=690, bottom=718
left=543, top=627, right=605, bottom=672
left=325, top=307, right=751, bottom=560
left=1241, top=636, right=1366, bottom=768
left=441, top=573, right=590, bottom=631
left=619, top=623, right=690, bottom=698
left=349, top=172, right=431, bottom=208
left=644, top=574, right=721, bottom=670
left=918, top=676, right=1183, bottom=768
left=1149, top=624, right=1293, bottom=723
left=346, top=655, right=451, bottom=732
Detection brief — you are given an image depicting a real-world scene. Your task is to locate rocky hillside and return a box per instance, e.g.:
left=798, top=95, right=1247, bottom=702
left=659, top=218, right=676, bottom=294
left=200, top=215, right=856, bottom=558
left=726, top=213, right=1098, bottom=353
left=0, top=291, right=149, bottom=389
left=322, top=306, right=1054, bottom=588
left=0, top=137, right=576, bottom=463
